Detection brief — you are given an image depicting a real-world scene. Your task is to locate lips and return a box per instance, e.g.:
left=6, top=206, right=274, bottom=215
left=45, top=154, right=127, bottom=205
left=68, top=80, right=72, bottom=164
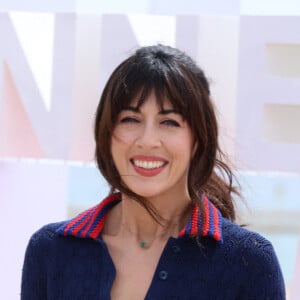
left=130, top=156, right=167, bottom=176
left=132, top=160, right=165, bottom=169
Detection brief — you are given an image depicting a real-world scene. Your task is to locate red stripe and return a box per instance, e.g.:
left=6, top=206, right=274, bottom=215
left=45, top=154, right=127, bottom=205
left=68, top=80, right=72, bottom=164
left=190, top=205, right=199, bottom=235
left=81, top=196, right=112, bottom=237
left=90, top=194, right=122, bottom=238
left=212, top=205, right=221, bottom=241
left=202, top=196, right=210, bottom=236
left=60, top=193, right=222, bottom=242
left=63, top=206, right=95, bottom=235
left=71, top=207, right=96, bottom=236
left=178, top=228, right=186, bottom=237
left=90, top=216, right=107, bottom=239
left=88, top=194, right=121, bottom=238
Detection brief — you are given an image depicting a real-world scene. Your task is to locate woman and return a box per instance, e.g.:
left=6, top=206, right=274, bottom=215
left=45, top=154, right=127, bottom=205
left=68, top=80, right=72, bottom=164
left=21, top=44, right=285, bottom=299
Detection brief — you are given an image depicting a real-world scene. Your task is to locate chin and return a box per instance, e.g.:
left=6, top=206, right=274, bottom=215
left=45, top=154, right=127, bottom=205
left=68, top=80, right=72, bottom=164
left=128, top=187, right=163, bottom=200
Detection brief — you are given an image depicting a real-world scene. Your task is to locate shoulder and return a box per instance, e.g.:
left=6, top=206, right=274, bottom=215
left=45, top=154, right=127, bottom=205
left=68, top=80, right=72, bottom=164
left=220, top=217, right=277, bottom=263
left=28, top=221, right=67, bottom=246
left=220, top=218, right=285, bottom=297
left=219, top=218, right=286, bottom=296
left=221, top=218, right=274, bottom=257
left=23, top=219, right=101, bottom=269
left=22, top=221, right=69, bottom=296
left=222, top=218, right=270, bottom=245
left=24, top=221, right=70, bottom=260
left=219, top=218, right=284, bottom=280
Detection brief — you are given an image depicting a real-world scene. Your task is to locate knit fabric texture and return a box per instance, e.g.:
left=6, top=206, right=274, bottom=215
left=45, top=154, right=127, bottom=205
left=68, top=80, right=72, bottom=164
left=21, top=194, right=286, bottom=299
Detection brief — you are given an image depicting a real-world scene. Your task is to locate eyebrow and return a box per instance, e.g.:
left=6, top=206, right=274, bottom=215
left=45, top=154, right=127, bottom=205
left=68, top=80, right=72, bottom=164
left=123, top=106, right=179, bottom=115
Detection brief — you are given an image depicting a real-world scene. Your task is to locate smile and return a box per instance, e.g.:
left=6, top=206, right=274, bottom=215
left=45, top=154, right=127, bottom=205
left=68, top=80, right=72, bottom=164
left=130, top=156, right=168, bottom=177
left=132, top=160, right=165, bottom=169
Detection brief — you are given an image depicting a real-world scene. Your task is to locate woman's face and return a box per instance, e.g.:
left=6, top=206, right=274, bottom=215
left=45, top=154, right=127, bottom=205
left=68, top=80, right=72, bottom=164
left=111, top=91, right=195, bottom=202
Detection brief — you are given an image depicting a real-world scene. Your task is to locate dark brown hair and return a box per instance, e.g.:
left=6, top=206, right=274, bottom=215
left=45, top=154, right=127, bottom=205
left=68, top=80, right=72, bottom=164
left=94, top=44, right=238, bottom=224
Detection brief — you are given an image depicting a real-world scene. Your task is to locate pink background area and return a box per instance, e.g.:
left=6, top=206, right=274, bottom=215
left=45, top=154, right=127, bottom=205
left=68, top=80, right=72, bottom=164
left=0, top=161, right=67, bottom=298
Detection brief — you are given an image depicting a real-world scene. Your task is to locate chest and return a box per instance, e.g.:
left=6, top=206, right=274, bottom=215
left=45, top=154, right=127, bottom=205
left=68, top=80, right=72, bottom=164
left=107, top=239, right=167, bottom=300
left=47, top=237, right=242, bottom=300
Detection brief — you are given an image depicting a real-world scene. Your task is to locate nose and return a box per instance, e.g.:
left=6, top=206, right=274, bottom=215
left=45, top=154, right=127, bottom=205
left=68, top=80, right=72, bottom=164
left=135, top=123, right=161, bottom=149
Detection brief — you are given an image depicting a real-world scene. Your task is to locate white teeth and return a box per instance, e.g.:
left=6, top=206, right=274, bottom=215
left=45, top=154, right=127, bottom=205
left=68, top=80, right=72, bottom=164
left=133, top=160, right=165, bottom=169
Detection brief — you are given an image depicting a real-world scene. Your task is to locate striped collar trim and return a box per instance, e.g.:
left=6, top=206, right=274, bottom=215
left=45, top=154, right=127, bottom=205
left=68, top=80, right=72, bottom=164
left=57, top=193, right=223, bottom=243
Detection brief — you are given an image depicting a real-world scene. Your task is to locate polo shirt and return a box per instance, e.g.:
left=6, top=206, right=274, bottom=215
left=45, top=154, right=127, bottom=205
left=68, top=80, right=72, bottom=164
left=21, top=193, right=286, bottom=299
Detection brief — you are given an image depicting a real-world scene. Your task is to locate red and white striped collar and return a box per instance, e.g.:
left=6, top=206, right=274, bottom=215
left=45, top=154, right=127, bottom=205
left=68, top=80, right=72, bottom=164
left=57, top=193, right=223, bottom=243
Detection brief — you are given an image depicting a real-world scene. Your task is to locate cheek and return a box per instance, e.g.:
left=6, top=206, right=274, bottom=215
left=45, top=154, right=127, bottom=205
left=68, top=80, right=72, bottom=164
left=112, top=133, right=124, bottom=145
left=111, top=131, right=133, bottom=163
left=181, top=132, right=195, bottom=155
left=112, top=127, right=135, bottom=145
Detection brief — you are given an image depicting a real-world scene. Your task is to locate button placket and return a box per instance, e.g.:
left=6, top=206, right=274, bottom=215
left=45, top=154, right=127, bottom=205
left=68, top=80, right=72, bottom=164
left=153, top=239, right=181, bottom=284
left=171, top=244, right=181, bottom=253
left=159, top=270, right=168, bottom=280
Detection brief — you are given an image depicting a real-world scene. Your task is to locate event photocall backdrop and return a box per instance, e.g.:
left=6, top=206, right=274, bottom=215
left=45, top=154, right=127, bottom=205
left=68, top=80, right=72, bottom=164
left=0, top=1, right=299, bottom=299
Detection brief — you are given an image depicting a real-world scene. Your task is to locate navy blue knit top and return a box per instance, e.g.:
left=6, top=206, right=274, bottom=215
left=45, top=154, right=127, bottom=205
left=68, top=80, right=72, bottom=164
left=21, top=194, right=286, bottom=299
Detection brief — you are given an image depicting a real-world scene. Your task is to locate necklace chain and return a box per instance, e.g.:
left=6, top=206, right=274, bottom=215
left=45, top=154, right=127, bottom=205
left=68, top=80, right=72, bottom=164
left=135, top=223, right=179, bottom=249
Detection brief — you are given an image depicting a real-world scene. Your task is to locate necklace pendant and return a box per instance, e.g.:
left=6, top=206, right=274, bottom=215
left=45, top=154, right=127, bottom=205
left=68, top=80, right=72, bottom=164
left=140, top=241, right=147, bottom=248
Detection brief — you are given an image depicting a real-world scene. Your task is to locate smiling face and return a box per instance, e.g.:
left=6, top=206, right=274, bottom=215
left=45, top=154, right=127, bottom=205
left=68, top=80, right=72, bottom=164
left=111, top=91, right=195, bottom=202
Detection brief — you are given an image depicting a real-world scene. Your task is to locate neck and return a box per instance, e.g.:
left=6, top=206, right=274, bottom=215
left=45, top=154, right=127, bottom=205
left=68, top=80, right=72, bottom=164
left=104, top=194, right=191, bottom=249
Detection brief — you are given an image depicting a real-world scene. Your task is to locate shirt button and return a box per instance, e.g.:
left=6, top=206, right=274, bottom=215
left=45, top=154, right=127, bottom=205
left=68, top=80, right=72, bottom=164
left=172, top=245, right=181, bottom=253
left=159, top=270, right=168, bottom=280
